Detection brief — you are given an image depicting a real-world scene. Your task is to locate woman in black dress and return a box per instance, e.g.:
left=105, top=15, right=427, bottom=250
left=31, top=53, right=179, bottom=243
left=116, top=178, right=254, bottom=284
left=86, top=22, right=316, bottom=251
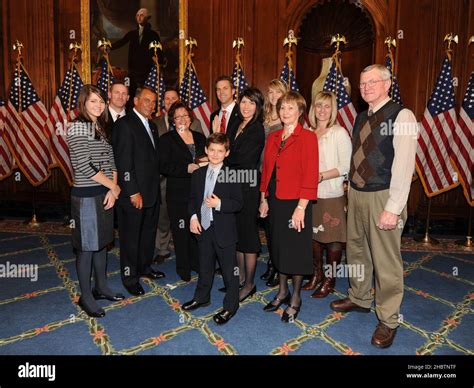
left=225, top=87, right=265, bottom=302
left=159, top=101, right=206, bottom=281
left=259, top=92, right=319, bottom=322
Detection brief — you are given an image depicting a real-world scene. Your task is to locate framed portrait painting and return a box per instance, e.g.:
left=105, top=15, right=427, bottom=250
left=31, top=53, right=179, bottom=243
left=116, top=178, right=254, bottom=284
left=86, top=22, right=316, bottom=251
left=80, top=0, right=187, bottom=90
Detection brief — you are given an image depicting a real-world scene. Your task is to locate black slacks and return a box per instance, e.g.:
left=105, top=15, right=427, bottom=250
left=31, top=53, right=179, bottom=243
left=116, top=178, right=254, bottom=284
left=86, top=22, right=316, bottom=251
left=194, top=225, right=239, bottom=313
left=167, top=201, right=199, bottom=279
left=117, top=200, right=159, bottom=286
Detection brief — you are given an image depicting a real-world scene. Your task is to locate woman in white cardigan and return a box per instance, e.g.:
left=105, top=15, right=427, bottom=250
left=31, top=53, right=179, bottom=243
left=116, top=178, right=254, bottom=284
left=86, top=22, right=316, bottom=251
left=302, top=91, right=352, bottom=298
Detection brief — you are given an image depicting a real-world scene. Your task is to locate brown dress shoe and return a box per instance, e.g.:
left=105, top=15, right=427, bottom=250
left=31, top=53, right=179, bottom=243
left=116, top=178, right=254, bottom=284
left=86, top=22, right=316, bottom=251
left=330, top=297, right=371, bottom=313
left=371, top=323, right=397, bottom=348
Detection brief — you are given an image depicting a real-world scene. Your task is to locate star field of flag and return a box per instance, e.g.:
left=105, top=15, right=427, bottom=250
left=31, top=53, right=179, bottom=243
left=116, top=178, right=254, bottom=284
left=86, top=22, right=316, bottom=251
left=57, top=65, right=83, bottom=112
left=279, top=59, right=299, bottom=92
left=385, top=54, right=403, bottom=106
left=145, top=64, right=165, bottom=111
left=461, top=72, right=474, bottom=119
left=97, top=57, right=114, bottom=96
left=9, top=68, right=41, bottom=111
left=179, top=64, right=208, bottom=109
left=232, top=63, right=249, bottom=97
left=427, top=57, right=455, bottom=116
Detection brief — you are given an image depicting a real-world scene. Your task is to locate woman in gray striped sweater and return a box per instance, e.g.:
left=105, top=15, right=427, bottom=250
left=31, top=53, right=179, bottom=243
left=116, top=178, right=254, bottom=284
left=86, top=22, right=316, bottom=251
left=67, top=84, right=124, bottom=318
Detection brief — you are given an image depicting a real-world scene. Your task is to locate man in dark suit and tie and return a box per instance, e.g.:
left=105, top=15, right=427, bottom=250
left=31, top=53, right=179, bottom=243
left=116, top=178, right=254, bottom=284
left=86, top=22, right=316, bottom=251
left=210, top=76, right=240, bottom=142
left=113, top=87, right=165, bottom=296
left=183, top=133, right=242, bottom=325
left=112, top=8, right=162, bottom=99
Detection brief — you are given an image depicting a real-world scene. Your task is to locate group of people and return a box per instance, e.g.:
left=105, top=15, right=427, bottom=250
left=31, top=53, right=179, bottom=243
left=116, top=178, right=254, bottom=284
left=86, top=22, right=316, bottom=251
left=67, top=63, right=418, bottom=348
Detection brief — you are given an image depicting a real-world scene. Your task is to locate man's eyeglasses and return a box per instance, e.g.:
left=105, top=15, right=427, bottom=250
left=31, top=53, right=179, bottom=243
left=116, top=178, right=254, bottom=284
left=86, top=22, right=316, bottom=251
left=174, top=114, right=190, bottom=120
left=359, top=79, right=386, bottom=89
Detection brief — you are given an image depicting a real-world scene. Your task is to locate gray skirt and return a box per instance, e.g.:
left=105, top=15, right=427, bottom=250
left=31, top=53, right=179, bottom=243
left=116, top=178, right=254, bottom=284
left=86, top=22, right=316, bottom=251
left=71, top=194, right=114, bottom=251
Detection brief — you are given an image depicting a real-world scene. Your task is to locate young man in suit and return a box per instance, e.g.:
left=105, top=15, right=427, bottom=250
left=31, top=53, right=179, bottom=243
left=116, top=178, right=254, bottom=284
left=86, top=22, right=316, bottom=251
left=113, top=87, right=165, bottom=296
left=108, top=82, right=129, bottom=123
left=210, top=76, right=240, bottom=141
left=183, top=133, right=242, bottom=325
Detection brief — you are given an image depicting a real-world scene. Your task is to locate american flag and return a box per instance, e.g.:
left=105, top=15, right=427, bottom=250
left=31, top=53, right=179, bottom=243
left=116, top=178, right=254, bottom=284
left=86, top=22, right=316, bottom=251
left=44, top=63, right=83, bottom=185
left=144, top=62, right=165, bottom=114
left=416, top=55, right=459, bottom=197
left=451, top=72, right=474, bottom=205
left=279, top=57, right=299, bottom=92
left=3, top=63, right=51, bottom=185
left=323, top=55, right=357, bottom=135
left=385, top=53, right=403, bottom=105
left=279, top=57, right=311, bottom=128
left=96, top=56, right=114, bottom=96
left=179, top=61, right=212, bottom=137
left=232, top=62, right=249, bottom=99
left=0, top=98, right=14, bottom=180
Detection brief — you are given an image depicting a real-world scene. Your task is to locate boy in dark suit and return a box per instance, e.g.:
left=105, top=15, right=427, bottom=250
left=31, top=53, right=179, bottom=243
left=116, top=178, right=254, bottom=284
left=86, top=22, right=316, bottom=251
left=183, top=133, right=242, bottom=325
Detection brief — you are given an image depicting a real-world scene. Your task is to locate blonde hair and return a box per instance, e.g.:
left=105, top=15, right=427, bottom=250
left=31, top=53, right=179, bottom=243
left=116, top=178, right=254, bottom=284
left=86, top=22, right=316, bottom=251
left=309, top=91, right=337, bottom=129
left=263, top=79, right=288, bottom=124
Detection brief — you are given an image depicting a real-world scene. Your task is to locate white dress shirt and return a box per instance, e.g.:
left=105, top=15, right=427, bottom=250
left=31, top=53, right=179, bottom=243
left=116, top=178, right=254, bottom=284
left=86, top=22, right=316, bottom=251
left=133, top=108, right=155, bottom=148
left=218, top=101, right=236, bottom=132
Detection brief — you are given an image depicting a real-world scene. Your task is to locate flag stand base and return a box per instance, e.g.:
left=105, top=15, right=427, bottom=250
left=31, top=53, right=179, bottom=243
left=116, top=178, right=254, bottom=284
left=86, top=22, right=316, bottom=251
left=25, top=214, right=40, bottom=228
left=455, top=236, right=472, bottom=248
left=414, top=233, right=439, bottom=245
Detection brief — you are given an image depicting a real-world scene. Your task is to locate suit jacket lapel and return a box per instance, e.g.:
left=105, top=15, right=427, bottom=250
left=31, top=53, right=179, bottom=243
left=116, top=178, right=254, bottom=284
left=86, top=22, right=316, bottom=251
left=131, top=111, right=156, bottom=151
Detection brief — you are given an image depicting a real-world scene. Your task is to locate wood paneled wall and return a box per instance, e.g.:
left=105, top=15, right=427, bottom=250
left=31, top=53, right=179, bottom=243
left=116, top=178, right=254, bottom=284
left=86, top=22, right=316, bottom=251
left=1, top=0, right=473, bottom=220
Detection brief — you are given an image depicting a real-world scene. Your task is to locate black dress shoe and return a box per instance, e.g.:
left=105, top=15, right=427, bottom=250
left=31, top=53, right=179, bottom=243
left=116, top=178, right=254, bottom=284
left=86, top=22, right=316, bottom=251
left=281, top=303, right=301, bottom=323
left=181, top=299, right=211, bottom=311
left=263, top=292, right=291, bottom=312
left=125, top=283, right=145, bottom=296
left=213, top=309, right=236, bottom=325
left=92, top=288, right=125, bottom=301
left=266, top=270, right=279, bottom=287
left=142, top=269, right=166, bottom=280
left=153, top=253, right=171, bottom=264
left=218, top=281, right=245, bottom=293
left=78, top=298, right=105, bottom=318
left=239, top=285, right=257, bottom=303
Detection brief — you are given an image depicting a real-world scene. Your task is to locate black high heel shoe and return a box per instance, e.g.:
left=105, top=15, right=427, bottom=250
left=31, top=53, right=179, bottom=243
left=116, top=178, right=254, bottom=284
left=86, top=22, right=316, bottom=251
left=266, top=270, right=279, bottom=287
left=263, top=292, right=291, bottom=312
left=239, top=285, right=257, bottom=303
left=92, top=288, right=125, bottom=302
left=78, top=297, right=105, bottom=318
left=281, top=302, right=301, bottom=323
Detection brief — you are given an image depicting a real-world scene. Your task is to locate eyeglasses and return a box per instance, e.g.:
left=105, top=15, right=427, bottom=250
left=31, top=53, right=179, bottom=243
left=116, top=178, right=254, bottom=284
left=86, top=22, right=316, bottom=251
left=359, top=79, right=386, bottom=89
left=174, top=114, right=190, bottom=121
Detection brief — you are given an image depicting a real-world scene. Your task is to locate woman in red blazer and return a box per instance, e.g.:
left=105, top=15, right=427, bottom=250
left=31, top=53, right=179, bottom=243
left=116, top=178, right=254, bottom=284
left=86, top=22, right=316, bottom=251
left=259, top=92, right=318, bottom=322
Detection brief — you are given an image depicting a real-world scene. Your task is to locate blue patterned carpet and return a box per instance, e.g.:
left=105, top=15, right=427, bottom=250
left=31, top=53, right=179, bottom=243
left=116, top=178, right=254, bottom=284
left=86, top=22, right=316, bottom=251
left=0, top=220, right=473, bottom=356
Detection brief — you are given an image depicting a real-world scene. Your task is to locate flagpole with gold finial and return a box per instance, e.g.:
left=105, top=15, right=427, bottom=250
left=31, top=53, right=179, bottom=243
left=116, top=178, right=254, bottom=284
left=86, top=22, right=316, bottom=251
left=68, top=42, right=82, bottom=116
left=415, top=33, right=458, bottom=246
left=233, top=37, right=245, bottom=100
left=13, top=40, right=24, bottom=126
left=282, top=31, right=298, bottom=90
left=13, top=41, right=40, bottom=227
left=384, top=37, right=397, bottom=100
left=185, top=37, right=197, bottom=105
left=149, top=40, right=163, bottom=116
left=455, top=35, right=473, bottom=249
left=97, top=38, right=112, bottom=92
left=329, top=34, right=348, bottom=105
